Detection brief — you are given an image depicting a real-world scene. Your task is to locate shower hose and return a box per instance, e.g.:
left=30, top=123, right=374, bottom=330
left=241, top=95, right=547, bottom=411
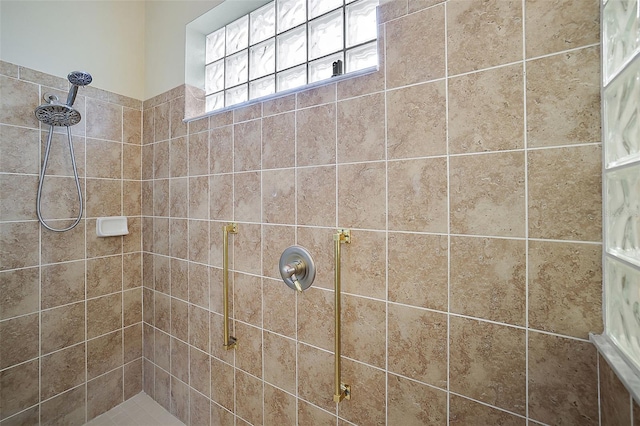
left=36, top=125, right=83, bottom=232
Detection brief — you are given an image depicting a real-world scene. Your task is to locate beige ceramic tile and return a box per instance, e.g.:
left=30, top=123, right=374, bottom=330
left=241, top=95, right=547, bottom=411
left=0, top=360, right=39, bottom=420
left=123, top=288, right=142, bottom=326
left=450, top=317, right=526, bottom=414
left=170, top=218, right=188, bottom=259
left=86, top=139, right=121, bottom=179
left=296, top=83, right=336, bottom=109
left=263, top=278, right=297, bottom=338
left=525, top=0, right=600, bottom=58
left=450, top=152, right=526, bottom=237
left=153, top=102, right=170, bottom=142
left=87, top=255, right=122, bottom=298
left=0, top=76, right=40, bottom=129
left=41, top=220, right=84, bottom=264
left=190, top=388, right=211, bottom=426
left=153, top=217, right=170, bottom=256
left=449, top=394, right=526, bottom=425
left=0, top=125, right=40, bottom=174
left=123, top=143, right=141, bottom=180
left=189, top=131, right=209, bottom=176
left=263, top=168, right=295, bottom=224
left=388, top=158, right=448, bottom=233
left=236, top=370, right=264, bottom=426
left=234, top=119, right=261, bottom=172
left=87, top=293, right=122, bottom=339
left=40, top=386, right=86, bottom=426
left=0, top=313, right=39, bottom=369
left=170, top=96, right=187, bottom=138
left=297, top=287, right=334, bottom=351
left=262, top=111, right=295, bottom=170
left=189, top=176, right=209, bottom=219
left=86, top=178, right=122, bottom=218
left=528, top=241, right=602, bottom=338
left=170, top=136, right=188, bottom=177
left=189, top=304, right=210, bottom=353
left=526, top=46, right=601, bottom=147
left=447, top=0, right=523, bottom=75
left=0, top=222, right=39, bottom=271
left=123, top=107, right=142, bottom=145
left=210, top=125, right=233, bottom=174
left=528, top=332, right=599, bottom=425
left=87, top=330, right=123, bottom=379
left=338, top=162, right=386, bottom=229
left=528, top=145, right=601, bottom=241
left=339, top=358, right=386, bottom=425
left=297, top=343, right=335, bottom=412
left=263, top=94, right=295, bottom=116
left=388, top=304, right=447, bottom=388
left=188, top=220, right=209, bottom=264
left=233, top=272, right=262, bottom=327
left=0, top=174, right=38, bottom=221
left=86, top=98, right=122, bottom=142
left=234, top=102, right=262, bottom=123
left=0, top=267, right=38, bottom=319
left=124, top=323, right=142, bottom=363
left=124, top=359, right=142, bottom=400
left=87, top=368, right=123, bottom=420
left=262, top=225, right=295, bottom=280
left=337, top=92, right=385, bottom=163
left=234, top=172, right=261, bottom=223
left=297, top=166, right=336, bottom=227
left=264, top=384, right=296, bottom=426
left=296, top=104, right=336, bottom=167
left=388, top=373, right=448, bottom=425
left=386, top=5, right=445, bottom=88
left=387, top=80, right=447, bottom=159
left=264, top=332, right=297, bottom=394
left=41, top=302, right=84, bottom=355
left=449, top=64, right=525, bottom=154
left=190, top=347, right=211, bottom=397
left=41, top=343, right=86, bottom=400
left=599, top=354, right=632, bottom=425
left=211, top=357, right=235, bottom=411
left=340, top=230, right=387, bottom=300
left=450, top=236, right=526, bottom=325
left=210, top=174, right=233, bottom=221
left=298, top=400, right=336, bottom=425
left=341, top=295, right=386, bottom=368
left=389, top=232, right=448, bottom=310
left=233, top=223, right=262, bottom=276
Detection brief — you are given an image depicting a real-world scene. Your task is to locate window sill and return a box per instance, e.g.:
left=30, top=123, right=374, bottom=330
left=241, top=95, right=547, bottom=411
left=591, top=333, right=640, bottom=404
left=183, top=64, right=379, bottom=123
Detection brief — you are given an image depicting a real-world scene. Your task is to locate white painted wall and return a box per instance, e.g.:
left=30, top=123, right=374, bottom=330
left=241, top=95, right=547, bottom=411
left=0, top=0, right=146, bottom=100
left=0, top=0, right=242, bottom=100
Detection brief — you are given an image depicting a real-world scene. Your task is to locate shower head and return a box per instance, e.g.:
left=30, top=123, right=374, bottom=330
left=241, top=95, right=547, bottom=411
left=35, top=103, right=81, bottom=127
left=65, top=71, right=92, bottom=106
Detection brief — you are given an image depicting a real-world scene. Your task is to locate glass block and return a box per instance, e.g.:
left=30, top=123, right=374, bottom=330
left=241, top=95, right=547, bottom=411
left=206, top=92, right=224, bottom=112
left=309, top=52, right=343, bottom=83
left=205, top=60, right=224, bottom=95
left=206, top=28, right=225, bottom=64
left=225, top=84, right=248, bottom=107
left=605, top=56, right=640, bottom=167
left=250, top=1, right=276, bottom=45
left=606, top=164, right=640, bottom=266
left=308, top=9, right=344, bottom=60
left=277, top=64, right=307, bottom=91
left=346, top=41, right=378, bottom=72
left=250, top=38, right=275, bottom=80
left=225, top=50, right=248, bottom=88
left=277, top=0, right=306, bottom=33
left=277, top=25, right=307, bottom=71
left=250, top=75, right=276, bottom=100
left=606, top=256, right=640, bottom=371
left=603, top=0, right=640, bottom=83
left=346, top=0, right=379, bottom=48
left=226, top=15, right=249, bottom=55
left=309, top=0, right=343, bottom=19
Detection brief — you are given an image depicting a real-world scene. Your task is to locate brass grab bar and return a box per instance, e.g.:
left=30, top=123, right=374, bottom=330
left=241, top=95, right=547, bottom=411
left=223, top=223, right=238, bottom=350
left=333, top=229, right=351, bottom=403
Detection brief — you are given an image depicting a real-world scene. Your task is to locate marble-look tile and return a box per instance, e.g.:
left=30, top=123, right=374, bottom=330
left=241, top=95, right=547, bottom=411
left=153, top=102, right=170, bottom=142
left=296, top=104, right=336, bottom=167
left=528, top=332, right=599, bottom=425
left=211, top=357, right=235, bottom=412
left=263, top=169, right=295, bottom=224
left=0, top=75, right=40, bottom=129
left=447, top=0, right=523, bottom=75
left=297, top=83, right=336, bottom=109
left=525, top=0, right=600, bottom=58
left=0, top=125, right=40, bottom=174
left=599, top=354, right=632, bottom=426
left=0, top=174, right=38, bottom=221
left=40, top=386, right=86, bottom=426
left=298, top=287, right=334, bottom=352
left=389, top=232, right=448, bottom=311
left=233, top=223, right=261, bottom=276
left=87, top=330, right=123, bottom=379
left=234, top=119, right=261, bottom=172
left=528, top=145, right=601, bottom=241
left=387, top=80, right=447, bottom=159
left=340, top=230, right=386, bottom=299
left=264, top=332, right=297, bottom=394
left=339, top=358, right=386, bottom=425
left=263, top=278, right=297, bottom=338
left=41, top=302, right=84, bottom=354
left=388, top=373, right=447, bottom=425
left=338, top=162, right=386, bottom=229
left=262, top=111, right=295, bottom=169
left=0, top=222, right=40, bottom=270
left=86, top=98, right=122, bottom=142
left=449, top=64, right=524, bottom=154
left=41, top=344, right=85, bottom=400
left=87, top=255, right=122, bottom=298
left=123, top=288, right=142, bottom=326
left=342, top=295, right=386, bottom=368
left=86, top=178, right=122, bottom=218
left=210, top=174, right=233, bottom=221
left=388, top=158, right=448, bottom=233
left=235, top=322, right=263, bottom=378
left=263, top=94, right=295, bottom=116
left=189, top=304, right=210, bottom=353
left=233, top=272, right=262, bottom=327
left=123, top=107, right=142, bottom=145
left=124, top=359, right=142, bottom=400
left=337, top=92, right=385, bottom=163
left=210, top=125, right=233, bottom=174
left=526, top=46, right=601, bottom=147
left=0, top=313, right=39, bottom=369
left=87, top=368, right=123, bottom=420
left=264, top=384, right=296, bottom=426
left=234, top=102, right=262, bottom=123
left=386, top=5, right=445, bottom=88
left=234, top=171, right=261, bottom=223
left=124, top=323, right=142, bottom=363
left=450, top=152, right=526, bottom=237
left=297, top=166, right=336, bottom=227
left=449, top=394, right=526, bottom=425
left=262, top=225, right=295, bottom=280
left=235, top=369, right=264, bottom=425
left=170, top=96, right=187, bottom=138
left=388, top=304, right=447, bottom=388
left=450, top=236, right=526, bottom=326
left=450, top=317, right=526, bottom=414
left=298, top=400, right=336, bottom=425
left=87, top=293, right=122, bottom=339
left=0, top=360, right=39, bottom=420
left=188, top=131, right=209, bottom=176
left=190, top=388, right=211, bottom=426
left=170, top=338, right=189, bottom=384
left=86, top=139, right=121, bottom=179
left=190, top=347, right=211, bottom=397
left=188, top=176, right=209, bottom=219
left=0, top=267, right=39, bottom=319
left=297, top=343, right=335, bottom=412
left=528, top=240, right=602, bottom=338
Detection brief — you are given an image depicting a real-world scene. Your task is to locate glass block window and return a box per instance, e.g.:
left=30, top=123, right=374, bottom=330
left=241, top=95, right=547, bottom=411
left=600, top=0, right=640, bottom=381
left=204, top=0, right=379, bottom=111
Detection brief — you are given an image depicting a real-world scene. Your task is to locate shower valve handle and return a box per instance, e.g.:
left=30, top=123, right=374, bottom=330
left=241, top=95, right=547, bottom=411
left=281, top=261, right=305, bottom=292
left=279, top=246, right=316, bottom=292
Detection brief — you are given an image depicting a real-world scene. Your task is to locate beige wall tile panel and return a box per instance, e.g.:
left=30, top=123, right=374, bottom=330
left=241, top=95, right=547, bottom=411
left=0, top=125, right=40, bottom=174
left=449, top=394, right=526, bottom=425
left=337, top=92, right=385, bottom=163
left=41, top=344, right=85, bottom=400
left=0, top=360, right=39, bottom=420
left=0, top=267, right=39, bottom=319
left=0, top=313, right=39, bottom=369
left=41, top=302, right=85, bottom=355
left=296, top=104, right=336, bottom=167
left=262, top=111, right=295, bottom=170
left=387, top=373, right=448, bottom=425
left=86, top=368, right=124, bottom=421
left=234, top=120, right=262, bottom=172
left=338, top=162, right=386, bottom=229
left=0, top=76, right=40, bottom=129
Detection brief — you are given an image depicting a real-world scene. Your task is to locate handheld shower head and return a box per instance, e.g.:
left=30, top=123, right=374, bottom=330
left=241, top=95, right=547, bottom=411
left=66, top=71, right=92, bottom=106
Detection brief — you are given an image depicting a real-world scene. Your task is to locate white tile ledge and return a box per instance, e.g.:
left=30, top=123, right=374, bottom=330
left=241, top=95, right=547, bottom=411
left=590, top=333, right=640, bottom=404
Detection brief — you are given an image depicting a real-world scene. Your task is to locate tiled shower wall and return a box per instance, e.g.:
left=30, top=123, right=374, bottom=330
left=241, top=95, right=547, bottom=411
left=139, top=1, right=638, bottom=425
left=0, top=62, right=143, bottom=424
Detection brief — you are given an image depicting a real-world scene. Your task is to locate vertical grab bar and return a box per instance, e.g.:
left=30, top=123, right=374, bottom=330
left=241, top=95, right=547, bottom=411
left=223, top=223, right=238, bottom=350
left=333, top=229, right=351, bottom=403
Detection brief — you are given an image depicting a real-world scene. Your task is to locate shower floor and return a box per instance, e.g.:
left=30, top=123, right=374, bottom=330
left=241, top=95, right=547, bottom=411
left=84, top=392, right=185, bottom=426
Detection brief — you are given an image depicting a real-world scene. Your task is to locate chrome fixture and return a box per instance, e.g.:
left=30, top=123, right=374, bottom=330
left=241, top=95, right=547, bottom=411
left=279, top=246, right=316, bottom=292
left=34, top=71, right=92, bottom=232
